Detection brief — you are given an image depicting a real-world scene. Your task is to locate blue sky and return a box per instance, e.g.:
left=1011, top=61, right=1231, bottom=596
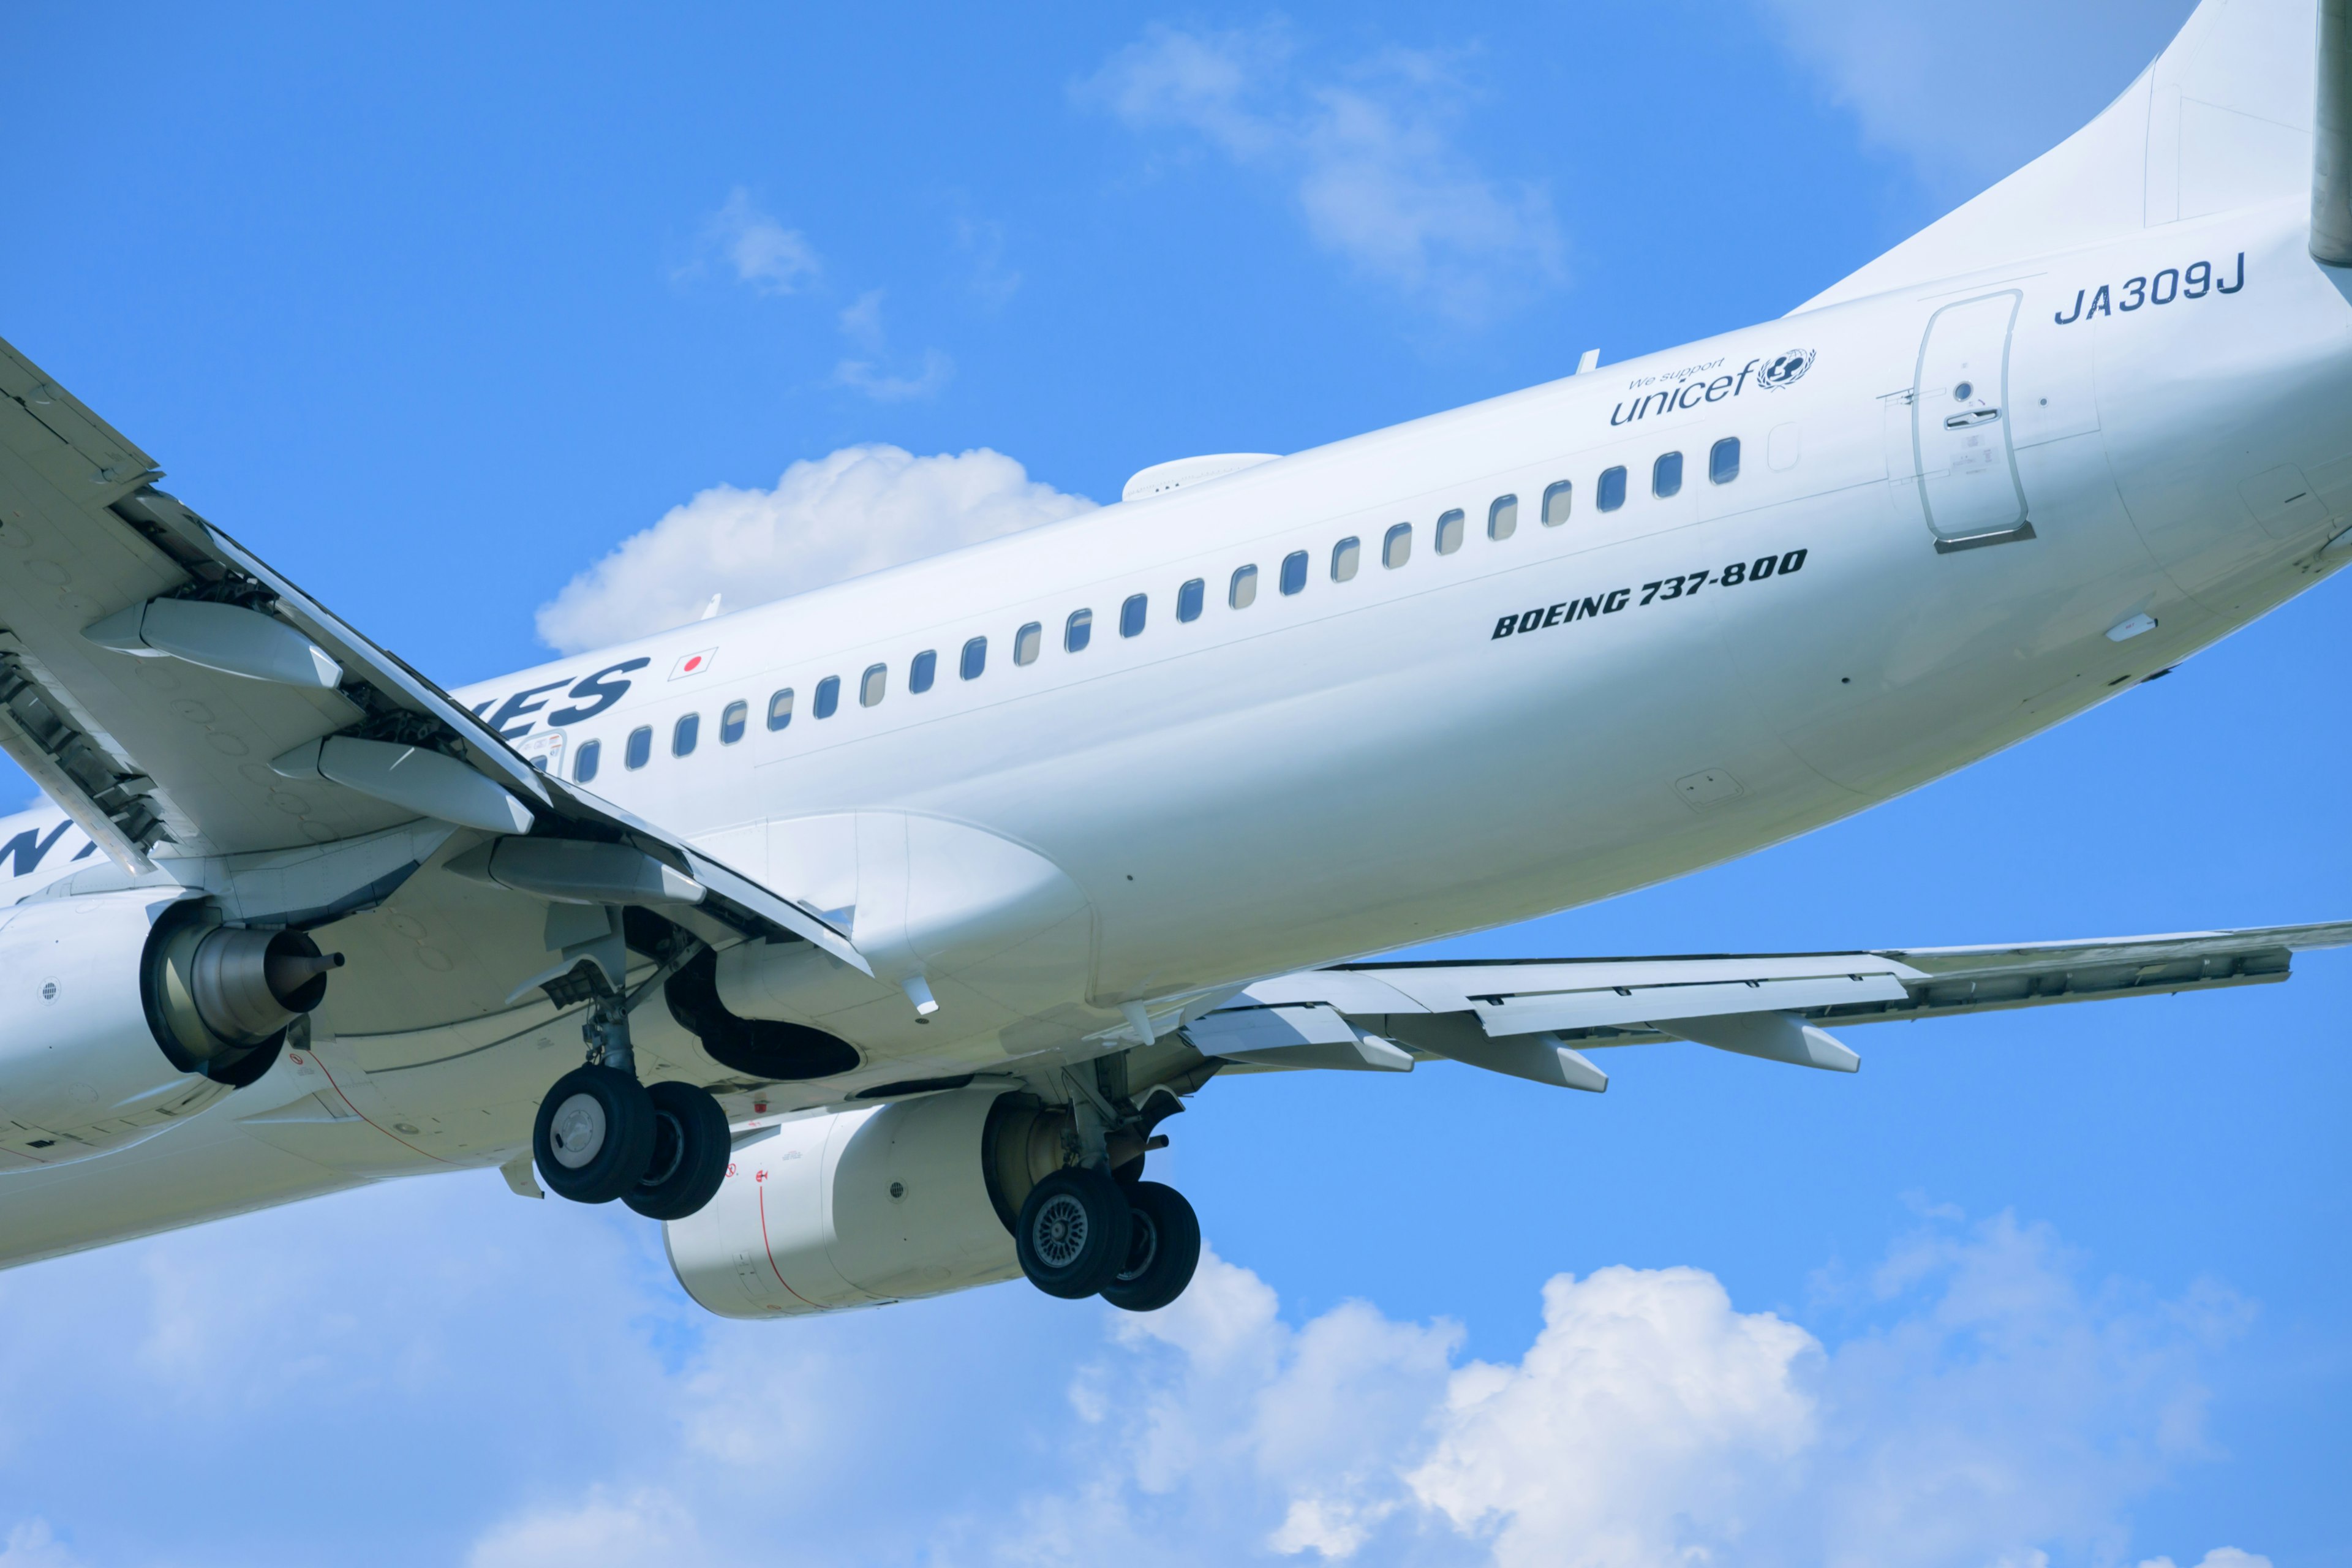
left=3, top=1, right=2343, bottom=1564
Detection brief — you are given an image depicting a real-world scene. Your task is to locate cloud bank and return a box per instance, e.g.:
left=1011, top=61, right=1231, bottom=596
left=962, top=1211, right=2260, bottom=1567
left=1080, top=24, right=1564, bottom=323
left=0, top=1180, right=2271, bottom=1566
left=533, top=445, right=1096, bottom=653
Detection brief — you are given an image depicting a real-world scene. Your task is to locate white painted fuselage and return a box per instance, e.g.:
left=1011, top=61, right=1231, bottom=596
left=2, top=184, right=2346, bottom=1264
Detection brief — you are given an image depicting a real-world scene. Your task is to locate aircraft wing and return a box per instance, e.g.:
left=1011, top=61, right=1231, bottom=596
left=0, top=334, right=859, bottom=963
left=1186, top=922, right=2352, bottom=1088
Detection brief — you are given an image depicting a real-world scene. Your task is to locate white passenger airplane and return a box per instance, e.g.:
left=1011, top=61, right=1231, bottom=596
left=0, top=0, right=2345, bottom=1318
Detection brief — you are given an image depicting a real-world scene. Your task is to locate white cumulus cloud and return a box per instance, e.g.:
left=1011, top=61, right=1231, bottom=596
left=0, top=1174, right=2273, bottom=1568
left=1007, top=1212, right=2260, bottom=1567
left=696, top=187, right=821, bottom=295
left=533, top=445, right=1096, bottom=654
left=1080, top=24, right=1564, bottom=324
left=467, top=1488, right=704, bottom=1568
left=0, top=1521, right=81, bottom=1568
left=1406, top=1264, right=1818, bottom=1566
left=1754, top=0, right=2196, bottom=197
left=831, top=290, right=955, bottom=402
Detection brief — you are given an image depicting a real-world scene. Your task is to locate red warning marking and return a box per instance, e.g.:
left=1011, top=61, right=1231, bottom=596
left=755, top=1172, right=816, bottom=1308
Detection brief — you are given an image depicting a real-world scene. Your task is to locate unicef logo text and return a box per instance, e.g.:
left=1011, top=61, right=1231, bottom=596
left=1609, top=349, right=1818, bottom=429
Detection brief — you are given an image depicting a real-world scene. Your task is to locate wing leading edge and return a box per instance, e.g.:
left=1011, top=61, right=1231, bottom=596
left=0, top=334, right=861, bottom=969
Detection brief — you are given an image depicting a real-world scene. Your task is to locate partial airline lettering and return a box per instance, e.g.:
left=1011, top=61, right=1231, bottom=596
left=471, top=656, right=655, bottom=741
left=0, top=820, right=74, bottom=878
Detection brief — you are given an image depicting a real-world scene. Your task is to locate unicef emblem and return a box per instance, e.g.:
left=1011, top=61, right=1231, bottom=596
left=1757, top=348, right=1815, bottom=390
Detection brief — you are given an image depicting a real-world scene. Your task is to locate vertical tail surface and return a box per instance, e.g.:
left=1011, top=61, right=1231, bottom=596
left=1801, top=0, right=2315, bottom=311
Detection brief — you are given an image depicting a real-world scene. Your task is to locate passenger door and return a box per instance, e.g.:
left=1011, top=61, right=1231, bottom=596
left=1912, top=290, right=2034, bottom=551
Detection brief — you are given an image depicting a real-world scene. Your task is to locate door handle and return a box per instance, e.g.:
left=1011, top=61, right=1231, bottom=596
left=1943, top=408, right=2000, bottom=429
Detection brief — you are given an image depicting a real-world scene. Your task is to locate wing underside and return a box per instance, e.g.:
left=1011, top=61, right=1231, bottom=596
left=1187, top=922, right=2352, bottom=1087
left=0, top=334, right=858, bottom=967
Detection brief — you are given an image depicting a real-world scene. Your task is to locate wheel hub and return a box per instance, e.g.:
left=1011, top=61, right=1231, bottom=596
left=1116, top=1209, right=1160, bottom=1284
left=641, top=1109, right=684, bottom=1187
left=1031, top=1191, right=1089, bottom=1267
left=548, top=1091, right=608, bottom=1169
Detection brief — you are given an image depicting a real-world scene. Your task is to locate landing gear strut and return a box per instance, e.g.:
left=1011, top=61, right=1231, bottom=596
left=530, top=940, right=728, bottom=1219
left=1001, top=1069, right=1205, bottom=1310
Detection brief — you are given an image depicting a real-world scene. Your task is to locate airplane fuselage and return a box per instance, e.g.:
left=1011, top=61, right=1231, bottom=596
left=2, top=198, right=2345, bottom=1267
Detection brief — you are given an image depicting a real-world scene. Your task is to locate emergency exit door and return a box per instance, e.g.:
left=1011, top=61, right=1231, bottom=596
left=1913, top=290, right=2033, bottom=551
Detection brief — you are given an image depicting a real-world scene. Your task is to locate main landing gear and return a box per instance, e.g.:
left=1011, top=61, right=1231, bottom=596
left=1014, top=1164, right=1200, bottom=1312
left=532, top=979, right=729, bottom=1219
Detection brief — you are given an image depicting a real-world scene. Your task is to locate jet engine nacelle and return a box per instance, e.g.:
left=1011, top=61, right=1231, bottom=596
left=0, top=890, right=338, bottom=1167
left=665, top=1087, right=1076, bottom=1319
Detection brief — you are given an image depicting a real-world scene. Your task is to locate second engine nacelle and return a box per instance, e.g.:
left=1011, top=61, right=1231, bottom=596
left=666, top=1087, right=1082, bottom=1318
left=0, top=889, right=338, bottom=1168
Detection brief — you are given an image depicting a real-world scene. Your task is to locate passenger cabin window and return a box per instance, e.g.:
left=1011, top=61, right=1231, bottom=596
left=720, top=700, right=747, bottom=744
left=910, top=650, right=937, bottom=693
left=1330, top=537, right=1360, bottom=582
left=1597, top=466, right=1627, bottom=512
left=1653, top=451, right=1684, bottom=497
left=1488, top=495, right=1518, bottom=540
left=1120, top=593, right=1147, bottom=637
left=1435, top=510, right=1464, bottom=554
left=1015, top=622, right=1042, bottom=665
left=1231, top=565, right=1259, bottom=608
left=673, top=713, right=699, bottom=756
left=625, top=726, right=652, bottom=769
left=860, top=664, right=886, bottom=707
left=960, top=636, right=987, bottom=679
left=815, top=676, right=841, bottom=718
left=767, top=688, right=794, bottom=730
left=1542, top=481, right=1573, bottom=526
left=1177, top=578, right=1205, bottom=622
left=1280, top=551, right=1308, bottom=595
left=1382, top=522, right=1412, bottom=568
left=1709, top=437, right=1741, bottom=484
left=1065, top=609, right=1093, bottom=653
left=574, top=739, right=601, bottom=783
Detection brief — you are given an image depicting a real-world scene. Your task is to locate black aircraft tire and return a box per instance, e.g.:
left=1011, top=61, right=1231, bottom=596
left=1015, top=1167, right=1133, bottom=1300
left=1099, top=1181, right=1201, bottom=1314
left=533, top=1065, right=657, bottom=1205
left=624, top=1081, right=733, bottom=1221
